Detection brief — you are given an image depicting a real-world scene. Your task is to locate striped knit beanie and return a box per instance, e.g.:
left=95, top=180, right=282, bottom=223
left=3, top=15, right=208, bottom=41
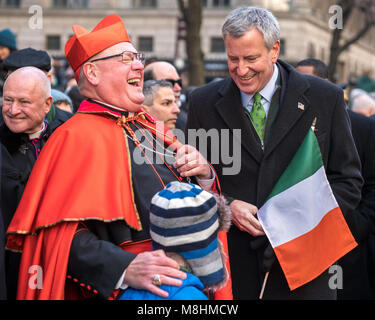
left=150, top=181, right=228, bottom=289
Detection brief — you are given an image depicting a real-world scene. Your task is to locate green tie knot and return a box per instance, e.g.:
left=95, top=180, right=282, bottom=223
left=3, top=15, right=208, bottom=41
left=249, top=92, right=266, bottom=141
left=254, top=92, right=262, bottom=104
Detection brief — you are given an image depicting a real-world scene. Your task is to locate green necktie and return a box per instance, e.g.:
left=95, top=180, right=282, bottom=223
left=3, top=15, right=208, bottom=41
left=249, top=92, right=266, bottom=140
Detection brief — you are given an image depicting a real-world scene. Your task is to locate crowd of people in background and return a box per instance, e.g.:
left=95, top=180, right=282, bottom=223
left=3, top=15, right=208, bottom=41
left=0, top=5, right=374, bottom=301
left=2, top=29, right=375, bottom=125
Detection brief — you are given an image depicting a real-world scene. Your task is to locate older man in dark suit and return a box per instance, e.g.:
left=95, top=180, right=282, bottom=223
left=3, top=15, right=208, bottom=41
left=186, top=7, right=363, bottom=299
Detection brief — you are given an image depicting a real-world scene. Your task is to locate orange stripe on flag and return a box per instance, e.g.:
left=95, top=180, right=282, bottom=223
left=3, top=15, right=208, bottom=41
left=274, top=207, right=357, bottom=290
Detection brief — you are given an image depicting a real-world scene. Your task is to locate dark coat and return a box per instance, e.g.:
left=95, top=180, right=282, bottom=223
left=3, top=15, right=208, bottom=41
left=0, top=116, right=71, bottom=229
left=186, top=60, right=363, bottom=299
left=337, top=110, right=375, bottom=299
left=0, top=110, right=71, bottom=299
left=175, top=100, right=188, bottom=132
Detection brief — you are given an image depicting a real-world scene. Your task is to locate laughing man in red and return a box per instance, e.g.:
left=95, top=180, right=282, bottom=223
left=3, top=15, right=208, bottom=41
left=6, top=14, right=232, bottom=300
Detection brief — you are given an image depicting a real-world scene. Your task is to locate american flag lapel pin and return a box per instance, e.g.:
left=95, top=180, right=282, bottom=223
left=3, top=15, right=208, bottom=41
left=311, top=117, right=317, bottom=131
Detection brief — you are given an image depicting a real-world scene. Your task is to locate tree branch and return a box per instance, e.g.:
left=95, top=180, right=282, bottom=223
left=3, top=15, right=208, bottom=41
left=177, top=0, right=189, bottom=25
left=338, top=21, right=375, bottom=54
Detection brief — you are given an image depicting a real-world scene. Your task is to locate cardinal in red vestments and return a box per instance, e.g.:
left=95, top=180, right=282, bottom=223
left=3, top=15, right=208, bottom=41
left=6, top=14, right=232, bottom=300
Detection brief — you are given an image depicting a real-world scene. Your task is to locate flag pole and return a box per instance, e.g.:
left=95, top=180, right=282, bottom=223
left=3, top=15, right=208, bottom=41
left=259, top=271, right=270, bottom=299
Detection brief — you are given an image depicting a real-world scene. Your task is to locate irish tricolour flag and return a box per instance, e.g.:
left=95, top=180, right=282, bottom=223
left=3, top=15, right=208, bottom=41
left=258, top=128, right=357, bottom=290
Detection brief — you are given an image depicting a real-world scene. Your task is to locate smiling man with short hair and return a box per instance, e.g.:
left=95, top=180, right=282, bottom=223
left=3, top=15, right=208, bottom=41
left=2, top=67, right=52, bottom=134
left=186, top=6, right=362, bottom=300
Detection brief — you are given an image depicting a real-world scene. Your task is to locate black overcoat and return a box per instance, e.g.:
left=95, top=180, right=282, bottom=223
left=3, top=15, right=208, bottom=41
left=186, top=60, right=363, bottom=299
left=337, top=110, right=375, bottom=299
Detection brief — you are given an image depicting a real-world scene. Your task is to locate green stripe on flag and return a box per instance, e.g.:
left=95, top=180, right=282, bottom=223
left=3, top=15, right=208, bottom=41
left=267, top=129, right=323, bottom=200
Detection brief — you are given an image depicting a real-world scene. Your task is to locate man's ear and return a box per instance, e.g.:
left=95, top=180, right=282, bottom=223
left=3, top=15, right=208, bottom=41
left=44, top=96, right=53, bottom=115
left=46, top=72, right=53, bottom=84
left=270, top=40, right=280, bottom=63
left=82, top=62, right=100, bottom=86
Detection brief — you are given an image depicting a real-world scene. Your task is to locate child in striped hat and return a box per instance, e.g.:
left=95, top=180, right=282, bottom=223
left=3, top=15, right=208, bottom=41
left=119, top=181, right=231, bottom=300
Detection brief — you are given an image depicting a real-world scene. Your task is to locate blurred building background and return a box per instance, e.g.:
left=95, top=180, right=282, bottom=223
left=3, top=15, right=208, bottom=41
left=1, top=0, right=374, bottom=85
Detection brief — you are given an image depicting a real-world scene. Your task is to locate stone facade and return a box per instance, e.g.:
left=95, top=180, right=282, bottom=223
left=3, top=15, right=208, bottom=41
left=0, top=0, right=374, bottom=83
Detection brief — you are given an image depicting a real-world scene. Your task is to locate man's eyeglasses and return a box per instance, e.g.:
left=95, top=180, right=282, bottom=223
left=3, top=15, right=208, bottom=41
left=164, top=78, right=182, bottom=87
left=89, top=51, right=146, bottom=65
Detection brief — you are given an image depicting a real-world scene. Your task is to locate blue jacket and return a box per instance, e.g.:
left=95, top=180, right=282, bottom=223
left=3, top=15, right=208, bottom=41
left=118, top=273, right=208, bottom=300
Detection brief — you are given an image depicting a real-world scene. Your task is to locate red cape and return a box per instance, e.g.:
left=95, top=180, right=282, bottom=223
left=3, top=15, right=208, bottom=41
left=6, top=100, right=232, bottom=300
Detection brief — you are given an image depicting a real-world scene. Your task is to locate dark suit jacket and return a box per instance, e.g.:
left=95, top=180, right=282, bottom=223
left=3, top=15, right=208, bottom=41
left=337, top=110, right=375, bottom=299
left=186, top=60, right=363, bottom=299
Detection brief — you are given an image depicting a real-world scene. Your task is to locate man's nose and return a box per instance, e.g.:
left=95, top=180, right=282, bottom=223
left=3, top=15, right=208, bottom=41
left=173, top=103, right=180, bottom=114
left=237, top=62, right=249, bottom=76
left=7, top=101, right=21, bottom=115
left=132, top=59, right=144, bottom=70
left=174, top=83, right=182, bottom=92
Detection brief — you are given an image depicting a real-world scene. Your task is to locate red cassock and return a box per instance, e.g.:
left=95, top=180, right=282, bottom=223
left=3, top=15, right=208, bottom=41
left=6, top=100, right=232, bottom=300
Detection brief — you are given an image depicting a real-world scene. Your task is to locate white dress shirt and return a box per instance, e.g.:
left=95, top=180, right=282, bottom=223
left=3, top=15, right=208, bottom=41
left=240, top=64, right=279, bottom=116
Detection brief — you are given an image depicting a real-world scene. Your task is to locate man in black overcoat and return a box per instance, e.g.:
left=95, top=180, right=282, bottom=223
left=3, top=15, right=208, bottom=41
left=186, top=7, right=363, bottom=299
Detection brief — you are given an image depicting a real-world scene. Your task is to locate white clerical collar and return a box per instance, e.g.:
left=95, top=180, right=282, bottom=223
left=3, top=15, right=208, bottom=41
left=28, top=122, right=46, bottom=140
left=91, top=99, right=133, bottom=116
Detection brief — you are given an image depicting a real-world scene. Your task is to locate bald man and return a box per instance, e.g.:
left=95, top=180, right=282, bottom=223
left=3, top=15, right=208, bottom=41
left=2, top=67, right=52, bottom=134
left=144, top=61, right=182, bottom=104
left=0, top=67, right=55, bottom=299
left=2, top=47, right=72, bottom=124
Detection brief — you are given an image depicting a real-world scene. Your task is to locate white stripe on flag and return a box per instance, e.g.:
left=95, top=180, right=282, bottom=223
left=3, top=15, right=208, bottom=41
left=258, top=166, right=338, bottom=248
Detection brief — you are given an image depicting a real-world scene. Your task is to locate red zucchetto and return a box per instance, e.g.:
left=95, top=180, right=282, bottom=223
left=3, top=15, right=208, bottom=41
left=65, top=14, right=131, bottom=81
